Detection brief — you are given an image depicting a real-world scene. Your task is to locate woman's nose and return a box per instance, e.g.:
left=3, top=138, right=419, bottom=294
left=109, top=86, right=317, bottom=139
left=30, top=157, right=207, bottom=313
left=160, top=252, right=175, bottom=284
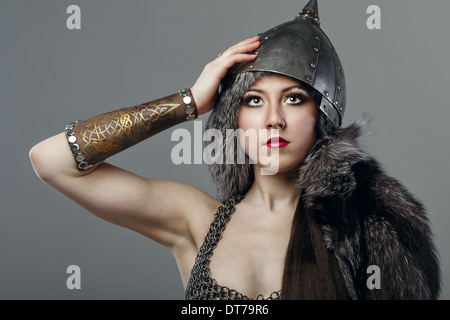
left=265, top=105, right=286, bottom=129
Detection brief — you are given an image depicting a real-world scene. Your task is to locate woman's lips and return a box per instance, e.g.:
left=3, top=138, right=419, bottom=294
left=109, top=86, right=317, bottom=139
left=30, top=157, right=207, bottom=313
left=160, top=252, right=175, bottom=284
left=266, top=137, right=290, bottom=148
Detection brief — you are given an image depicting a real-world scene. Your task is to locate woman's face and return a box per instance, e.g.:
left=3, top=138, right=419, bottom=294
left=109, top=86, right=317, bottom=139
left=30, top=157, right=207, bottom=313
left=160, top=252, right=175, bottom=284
left=238, top=73, right=318, bottom=174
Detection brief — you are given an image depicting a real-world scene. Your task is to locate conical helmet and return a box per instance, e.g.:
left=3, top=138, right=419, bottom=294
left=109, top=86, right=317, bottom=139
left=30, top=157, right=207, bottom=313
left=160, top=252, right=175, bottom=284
left=232, top=0, right=346, bottom=127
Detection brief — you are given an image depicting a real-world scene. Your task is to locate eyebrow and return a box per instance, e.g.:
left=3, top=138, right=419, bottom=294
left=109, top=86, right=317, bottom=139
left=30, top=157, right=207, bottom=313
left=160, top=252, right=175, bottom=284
left=245, top=85, right=304, bottom=94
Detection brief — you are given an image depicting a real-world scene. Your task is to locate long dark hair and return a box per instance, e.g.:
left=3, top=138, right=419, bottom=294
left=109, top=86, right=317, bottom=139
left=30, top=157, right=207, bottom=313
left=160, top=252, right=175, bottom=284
left=206, top=71, right=349, bottom=299
left=281, top=114, right=350, bottom=299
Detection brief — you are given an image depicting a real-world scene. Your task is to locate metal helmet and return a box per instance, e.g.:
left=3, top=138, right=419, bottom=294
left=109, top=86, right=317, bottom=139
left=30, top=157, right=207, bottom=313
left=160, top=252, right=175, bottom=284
left=232, top=0, right=346, bottom=127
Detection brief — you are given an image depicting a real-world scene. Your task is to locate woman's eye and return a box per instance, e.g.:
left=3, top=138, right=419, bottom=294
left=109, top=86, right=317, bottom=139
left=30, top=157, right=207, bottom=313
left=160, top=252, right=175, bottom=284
left=244, top=96, right=263, bottom=107
left=285, top=94, right=304, bottom=105
left=251, top=98, right=262, bottom=105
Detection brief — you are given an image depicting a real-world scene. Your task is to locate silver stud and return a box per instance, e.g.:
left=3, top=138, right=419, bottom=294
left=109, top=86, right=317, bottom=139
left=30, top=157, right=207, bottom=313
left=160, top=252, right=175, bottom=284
left=314, top=47, right=319, bottom=52
left=186, top=114, right=195, bottom=121
left=315, top=36, right=320, bottom=40
left=66, top=124, right=75, bottom=130
left=68, top=135, right=77, bottom=144
left=185, top=105, right=195, bottom=115
left=337, top=85, right=341, bottom=90
left=78, top=162, right=88, bottom=170
left=311, top=63, right=316, bottom=68
left=264, top=36, right=269, bottom=40
left=324, top=91, right=329, bottom=97
left=337, top=65, right=341, bottom=70
left=339, top=107, right=343, bottom=111
left=249, top=65, right=253, bottom=69
left=183, top=96, right=192, bottom=105
left=75, top=153, right=85, bottom=162
left=71, top=144, right=80, bottom=152
left=66, top=129, right=75, bottom=136
left=306, top=76, right=312, bottom=82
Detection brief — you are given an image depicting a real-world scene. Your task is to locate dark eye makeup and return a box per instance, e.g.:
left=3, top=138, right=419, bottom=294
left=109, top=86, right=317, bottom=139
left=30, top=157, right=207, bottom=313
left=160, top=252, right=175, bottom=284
left=242, top=91, right=308, bottom=107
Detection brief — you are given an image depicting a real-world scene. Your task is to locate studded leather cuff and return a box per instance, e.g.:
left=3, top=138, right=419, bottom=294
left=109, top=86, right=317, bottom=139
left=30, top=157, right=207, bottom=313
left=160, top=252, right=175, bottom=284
left=65, top=89, right=198, bottom=170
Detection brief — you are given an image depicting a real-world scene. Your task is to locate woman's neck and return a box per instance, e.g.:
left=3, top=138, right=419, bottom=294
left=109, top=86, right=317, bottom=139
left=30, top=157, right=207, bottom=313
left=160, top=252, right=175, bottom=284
left=244, top=165, right=300, bottom=214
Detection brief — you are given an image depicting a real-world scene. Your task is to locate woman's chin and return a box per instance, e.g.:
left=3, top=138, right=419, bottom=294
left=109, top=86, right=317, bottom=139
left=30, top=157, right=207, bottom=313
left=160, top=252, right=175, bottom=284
left=253, top=160, right=301, bottom=176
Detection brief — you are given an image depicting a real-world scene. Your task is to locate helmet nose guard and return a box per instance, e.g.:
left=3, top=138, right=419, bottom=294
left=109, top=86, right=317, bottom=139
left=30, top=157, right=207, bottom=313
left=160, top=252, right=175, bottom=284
left=232, top=0, right=346, bottom=127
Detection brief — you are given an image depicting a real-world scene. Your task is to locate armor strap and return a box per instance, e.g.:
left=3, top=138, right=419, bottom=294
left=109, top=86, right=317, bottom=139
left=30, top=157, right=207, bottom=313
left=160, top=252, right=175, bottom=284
left=64, top=89, right=197, bottom=170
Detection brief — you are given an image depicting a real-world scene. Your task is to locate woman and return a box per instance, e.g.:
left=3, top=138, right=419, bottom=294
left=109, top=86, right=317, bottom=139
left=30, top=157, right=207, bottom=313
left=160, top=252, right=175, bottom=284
left=29, top=0, right=440, bottom=299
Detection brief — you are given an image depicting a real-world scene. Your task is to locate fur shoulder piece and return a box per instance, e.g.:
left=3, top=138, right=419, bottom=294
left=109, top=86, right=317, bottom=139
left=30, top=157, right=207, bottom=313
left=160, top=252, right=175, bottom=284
left=297, top=120, right=441, bottom=299
left=297, top=119, right=372, bottom=200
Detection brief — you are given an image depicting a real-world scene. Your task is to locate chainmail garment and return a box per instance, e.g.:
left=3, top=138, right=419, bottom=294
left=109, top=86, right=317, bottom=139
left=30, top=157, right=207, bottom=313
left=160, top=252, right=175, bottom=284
left=184, top=194, right=281, bottom=300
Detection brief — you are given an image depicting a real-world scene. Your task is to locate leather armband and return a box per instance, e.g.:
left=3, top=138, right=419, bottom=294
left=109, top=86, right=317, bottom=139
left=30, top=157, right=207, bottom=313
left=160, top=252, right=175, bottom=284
left=64, top=89, right=197, bottom=170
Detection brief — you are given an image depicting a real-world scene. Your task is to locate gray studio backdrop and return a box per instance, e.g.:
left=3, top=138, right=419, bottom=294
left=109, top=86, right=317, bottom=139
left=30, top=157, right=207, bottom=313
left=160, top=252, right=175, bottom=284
left=1, top=0, right=449, bottom=299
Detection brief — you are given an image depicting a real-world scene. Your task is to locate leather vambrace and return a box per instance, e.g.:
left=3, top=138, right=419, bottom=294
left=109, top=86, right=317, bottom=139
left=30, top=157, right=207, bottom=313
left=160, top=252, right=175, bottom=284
left=64, top=89, right=197, bottom=170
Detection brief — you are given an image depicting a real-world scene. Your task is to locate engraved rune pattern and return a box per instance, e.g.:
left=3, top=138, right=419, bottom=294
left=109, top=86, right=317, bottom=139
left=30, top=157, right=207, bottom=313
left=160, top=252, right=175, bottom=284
left=78, top=103, right=180, bottom=153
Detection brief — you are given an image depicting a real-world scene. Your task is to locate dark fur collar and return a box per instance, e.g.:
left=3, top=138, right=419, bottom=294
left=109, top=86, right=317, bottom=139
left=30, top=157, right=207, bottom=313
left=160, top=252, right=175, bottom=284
left=296, top=120, right=440, bottom=299
left=297, top=119, right=371, bottom=199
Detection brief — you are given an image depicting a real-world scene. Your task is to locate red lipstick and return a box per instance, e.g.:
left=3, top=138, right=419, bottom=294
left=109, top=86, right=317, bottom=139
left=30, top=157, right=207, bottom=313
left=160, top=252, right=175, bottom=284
left=266, top=137, right=290, bottom=148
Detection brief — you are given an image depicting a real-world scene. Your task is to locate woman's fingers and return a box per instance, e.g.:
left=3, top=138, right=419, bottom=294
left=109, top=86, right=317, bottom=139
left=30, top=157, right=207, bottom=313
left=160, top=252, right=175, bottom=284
left=217, top=53, right=257, bottom=74
left=191, top=37, right=260, bottom=115
left=221, top=36, right=260, bottom=57
left=233, top=35, right=260, bottom=47
left=216, top=39, right=260, bottom=69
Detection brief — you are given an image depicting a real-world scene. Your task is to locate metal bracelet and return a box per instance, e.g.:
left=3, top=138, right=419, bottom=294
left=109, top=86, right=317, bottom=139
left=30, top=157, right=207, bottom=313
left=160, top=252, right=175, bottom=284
left=180, top=88, right=197, bottom=121
left=65, top=121, right=95, bottom=170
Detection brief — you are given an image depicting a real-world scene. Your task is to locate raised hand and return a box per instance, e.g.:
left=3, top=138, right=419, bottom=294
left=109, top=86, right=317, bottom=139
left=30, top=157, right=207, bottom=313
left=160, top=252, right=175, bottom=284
left=191, top=36, right=260, bottom=115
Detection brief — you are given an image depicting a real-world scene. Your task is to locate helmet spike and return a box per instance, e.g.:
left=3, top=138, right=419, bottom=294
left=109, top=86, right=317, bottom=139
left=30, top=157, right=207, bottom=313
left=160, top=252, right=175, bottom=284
left=297, top=0, right=320, bottom=25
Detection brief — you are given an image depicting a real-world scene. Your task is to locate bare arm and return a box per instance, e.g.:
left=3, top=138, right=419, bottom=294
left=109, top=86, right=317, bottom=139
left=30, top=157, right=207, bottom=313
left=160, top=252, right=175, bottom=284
left=29, top=112, right=213, bottom=250
left=29, top=36, right=260, bottom=251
